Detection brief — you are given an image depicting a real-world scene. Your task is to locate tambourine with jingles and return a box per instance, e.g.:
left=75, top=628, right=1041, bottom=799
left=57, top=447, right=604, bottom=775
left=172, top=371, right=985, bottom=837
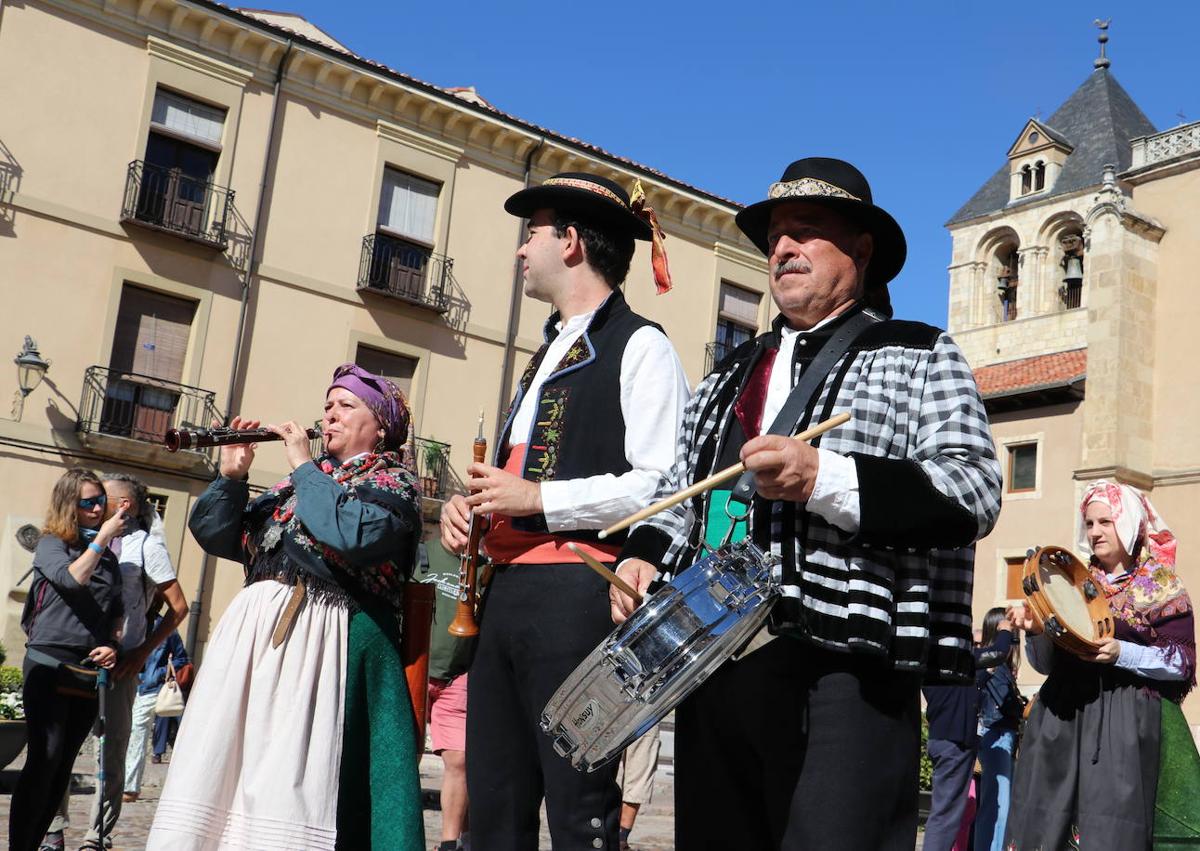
left=1021, top=545, right=1115, bottom=657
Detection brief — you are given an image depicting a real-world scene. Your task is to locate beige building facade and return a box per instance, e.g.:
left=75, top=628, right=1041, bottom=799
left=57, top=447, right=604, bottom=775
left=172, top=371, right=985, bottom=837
left=0, top=0, right=769, bottom=663
left=947, top=57, right=1200, bottom=725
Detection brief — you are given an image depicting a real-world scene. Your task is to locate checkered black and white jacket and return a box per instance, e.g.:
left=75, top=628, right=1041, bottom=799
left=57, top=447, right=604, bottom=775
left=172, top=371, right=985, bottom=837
left=622, top=308, right=1002, bottom=681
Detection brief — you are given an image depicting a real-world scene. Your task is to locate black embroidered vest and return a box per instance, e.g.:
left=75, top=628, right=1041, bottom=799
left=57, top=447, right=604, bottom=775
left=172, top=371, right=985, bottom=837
left=497, top=291, right=659, bottom=542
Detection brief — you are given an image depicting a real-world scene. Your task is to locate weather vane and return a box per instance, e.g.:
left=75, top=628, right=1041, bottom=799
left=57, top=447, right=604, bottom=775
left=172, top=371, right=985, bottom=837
left=1094, top=19, right=1111, bottom=69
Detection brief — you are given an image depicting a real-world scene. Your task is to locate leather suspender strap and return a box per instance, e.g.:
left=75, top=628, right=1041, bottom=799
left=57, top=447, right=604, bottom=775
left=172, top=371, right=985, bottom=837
left=727, top=309, right=878, bottom=507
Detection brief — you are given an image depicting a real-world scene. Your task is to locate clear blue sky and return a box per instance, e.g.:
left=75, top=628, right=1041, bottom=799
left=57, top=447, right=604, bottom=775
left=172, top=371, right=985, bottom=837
left=273, top=1, right=1198, bottom=327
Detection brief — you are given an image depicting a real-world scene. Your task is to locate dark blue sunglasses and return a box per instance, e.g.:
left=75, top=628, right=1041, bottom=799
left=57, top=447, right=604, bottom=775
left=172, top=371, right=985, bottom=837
left=78, top=495, right=107, bottom=510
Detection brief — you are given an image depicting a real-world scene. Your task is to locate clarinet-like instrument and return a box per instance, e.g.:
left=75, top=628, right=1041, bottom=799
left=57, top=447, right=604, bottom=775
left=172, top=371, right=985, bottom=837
left=163, top=425, right=321, bottom=453
left=448, top=412, right=488, bottom=638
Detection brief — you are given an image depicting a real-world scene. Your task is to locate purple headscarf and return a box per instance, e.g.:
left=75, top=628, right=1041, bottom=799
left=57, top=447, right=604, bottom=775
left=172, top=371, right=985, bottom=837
left=326, top=363, right=410, bottom=452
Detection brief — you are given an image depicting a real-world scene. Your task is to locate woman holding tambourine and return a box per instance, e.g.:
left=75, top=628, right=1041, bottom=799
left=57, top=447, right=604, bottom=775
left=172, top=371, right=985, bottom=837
left=1005, top=480, right=1200, bottom=850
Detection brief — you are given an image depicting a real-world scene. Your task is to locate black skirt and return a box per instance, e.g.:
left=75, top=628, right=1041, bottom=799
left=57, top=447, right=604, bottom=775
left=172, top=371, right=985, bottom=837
left=1005, top=659, right=1160, bottom=851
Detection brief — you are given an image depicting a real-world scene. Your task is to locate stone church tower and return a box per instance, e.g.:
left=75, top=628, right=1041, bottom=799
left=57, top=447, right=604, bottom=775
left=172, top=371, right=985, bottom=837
left=945, top=26, right=1200, bottom=726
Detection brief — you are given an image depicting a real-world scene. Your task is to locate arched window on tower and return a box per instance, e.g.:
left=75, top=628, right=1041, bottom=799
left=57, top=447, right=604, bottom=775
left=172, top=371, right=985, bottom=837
left=996, top=245, right=1020, bottom=322
left=1020, top=165, right=1032, bottom=196
left=1059, top=232, right=1084, bottom=309
left=1034, top=161, right=1046, bottom=192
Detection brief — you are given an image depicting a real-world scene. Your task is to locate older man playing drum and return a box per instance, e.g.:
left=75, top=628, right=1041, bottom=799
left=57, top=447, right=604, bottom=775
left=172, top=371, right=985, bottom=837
left=612, top=157, right=1002, bottom=850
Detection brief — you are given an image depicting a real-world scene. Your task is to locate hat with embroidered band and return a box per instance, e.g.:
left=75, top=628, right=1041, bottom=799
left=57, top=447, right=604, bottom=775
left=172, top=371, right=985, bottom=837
left=735, top=157, right=907, bottom=289
left=505, top=172, right=673, bottom=294
left=506, top=172, right=651, bottom=239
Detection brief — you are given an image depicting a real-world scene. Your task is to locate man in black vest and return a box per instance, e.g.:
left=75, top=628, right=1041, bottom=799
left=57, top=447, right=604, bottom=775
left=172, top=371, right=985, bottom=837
left=611, top=158, right=1002, bottom=849
left=440, top=172, right=689, bottom=851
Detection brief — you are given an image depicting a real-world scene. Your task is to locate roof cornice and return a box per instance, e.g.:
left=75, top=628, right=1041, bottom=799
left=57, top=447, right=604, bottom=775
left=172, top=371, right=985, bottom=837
left=44, top=0, right=751, bottom=244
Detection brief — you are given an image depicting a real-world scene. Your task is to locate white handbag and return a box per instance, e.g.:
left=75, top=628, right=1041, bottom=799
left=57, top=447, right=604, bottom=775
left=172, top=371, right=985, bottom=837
left=153, top=659, right=185, bottom=718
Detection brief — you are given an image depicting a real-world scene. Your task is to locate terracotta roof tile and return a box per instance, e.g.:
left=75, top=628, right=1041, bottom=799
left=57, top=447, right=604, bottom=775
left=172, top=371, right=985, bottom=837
left=974, top=349, right=1087, bottom=398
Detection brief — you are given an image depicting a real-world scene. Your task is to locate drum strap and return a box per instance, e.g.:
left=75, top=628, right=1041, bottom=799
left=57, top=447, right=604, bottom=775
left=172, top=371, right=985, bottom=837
left=727, top=308, right=879, bottom=508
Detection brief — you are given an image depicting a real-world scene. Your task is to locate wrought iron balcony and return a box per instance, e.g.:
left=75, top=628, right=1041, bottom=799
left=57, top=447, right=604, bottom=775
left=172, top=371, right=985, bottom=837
left=121, top=160, right=233, bottom=250
left=704, top=340, right=736, bottom=374
left=358, top=232, right=453, bottom=313
left=414, top=436, right=452, bottom=501
left=77, top=366, right=222, bottom=452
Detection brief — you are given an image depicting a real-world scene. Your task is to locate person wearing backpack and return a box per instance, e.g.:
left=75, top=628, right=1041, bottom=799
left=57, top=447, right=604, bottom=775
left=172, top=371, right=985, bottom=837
left=975, top=606, right=1023, bottom=851
left=9, top=468, right=125, bottom=851
left=41, top=472, right=189, bottom=850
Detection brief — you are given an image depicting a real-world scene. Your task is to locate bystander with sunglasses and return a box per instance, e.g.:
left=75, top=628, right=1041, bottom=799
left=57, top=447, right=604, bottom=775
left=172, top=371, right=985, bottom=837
left=8, top=468, right=127, bottom=851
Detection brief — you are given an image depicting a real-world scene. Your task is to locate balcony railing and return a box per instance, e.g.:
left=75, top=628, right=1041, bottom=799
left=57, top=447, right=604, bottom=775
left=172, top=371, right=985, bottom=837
left=77, top=366, right=222, bottom=450
left=357, top=232, right=452, bottom=313
left=1130, top=122, right=1200, bottom=170
left=414, top=437, right=452, bottom=501
left=704, top=341, right=736, bottom=374
left=121, top=160, right=233, bottom=250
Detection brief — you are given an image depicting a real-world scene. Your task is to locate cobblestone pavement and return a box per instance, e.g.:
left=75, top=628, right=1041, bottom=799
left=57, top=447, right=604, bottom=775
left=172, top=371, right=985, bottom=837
left=0, top=746, right=676, bottom=851
left=2, top=747, right=925, bottom=849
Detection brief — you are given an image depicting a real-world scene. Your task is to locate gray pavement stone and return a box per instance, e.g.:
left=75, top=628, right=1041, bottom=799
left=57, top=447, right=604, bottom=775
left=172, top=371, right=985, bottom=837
left=2, top=744, right=924, bottom=849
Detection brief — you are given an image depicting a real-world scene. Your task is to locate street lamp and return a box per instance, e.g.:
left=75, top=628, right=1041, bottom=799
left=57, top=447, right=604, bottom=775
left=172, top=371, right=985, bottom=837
left=11, top=335, right=50, bottom=421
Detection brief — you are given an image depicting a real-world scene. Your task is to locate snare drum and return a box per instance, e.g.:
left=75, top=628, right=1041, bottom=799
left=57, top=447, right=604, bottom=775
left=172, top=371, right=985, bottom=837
left=540, top=540, right=780, bottom=772
left=1022, top=545, right=1115, bottom=657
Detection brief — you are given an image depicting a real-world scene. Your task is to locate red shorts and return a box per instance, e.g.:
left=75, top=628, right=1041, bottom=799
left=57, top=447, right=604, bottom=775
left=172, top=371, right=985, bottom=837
left=427, top=673, right=468, bottom=754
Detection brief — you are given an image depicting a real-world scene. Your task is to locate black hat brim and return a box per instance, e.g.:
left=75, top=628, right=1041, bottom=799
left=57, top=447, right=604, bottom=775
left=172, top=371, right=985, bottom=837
left=505, top=185, right=652, bottom=240
left=735, top=196, right=907, bottom=289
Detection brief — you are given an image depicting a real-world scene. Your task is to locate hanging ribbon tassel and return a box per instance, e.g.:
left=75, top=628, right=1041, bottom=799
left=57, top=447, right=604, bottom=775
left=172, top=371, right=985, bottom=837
left=630, top=179, right=673, bottom=295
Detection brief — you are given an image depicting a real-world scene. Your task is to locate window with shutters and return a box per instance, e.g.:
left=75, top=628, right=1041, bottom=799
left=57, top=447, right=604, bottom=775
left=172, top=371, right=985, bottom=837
left=126, top=89, right=230, bottom=246
left=354, top=345, right=417, bottom=401
left=708, top=283, right=760, bottom=370
left=100, top=286, right=198, bottom=442
left=366, top=169, right=442, bottom=301
left=1005, top=556, right=1026, bottom=601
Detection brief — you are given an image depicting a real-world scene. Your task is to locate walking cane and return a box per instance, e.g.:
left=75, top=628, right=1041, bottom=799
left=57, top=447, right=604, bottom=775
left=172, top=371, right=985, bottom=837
left=96, top=667, right=109, bottom=850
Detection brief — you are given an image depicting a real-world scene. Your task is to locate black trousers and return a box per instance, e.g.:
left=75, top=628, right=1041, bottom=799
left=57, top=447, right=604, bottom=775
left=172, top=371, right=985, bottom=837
left=675, top=637, right=922, bottom=851
left=466, top=562, right=622, bottom=850
left=9, top=659, right=98, bottom=851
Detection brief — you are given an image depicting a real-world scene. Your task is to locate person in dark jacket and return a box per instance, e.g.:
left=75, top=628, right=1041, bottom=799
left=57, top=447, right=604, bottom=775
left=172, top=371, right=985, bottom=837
left=975, top=606, right=1023, bottom=851
left=124, top=616, right=188, bottom=798
left=922, top=616, right=1014, bottom=851
left=9, top=467, right=126, bottom=851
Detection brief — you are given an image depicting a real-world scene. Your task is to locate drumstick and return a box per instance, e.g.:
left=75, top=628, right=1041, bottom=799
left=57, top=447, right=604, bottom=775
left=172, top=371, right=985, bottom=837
left=567, top=543, right=644, bottom=605
left=598, top=411, right=851, bottom=540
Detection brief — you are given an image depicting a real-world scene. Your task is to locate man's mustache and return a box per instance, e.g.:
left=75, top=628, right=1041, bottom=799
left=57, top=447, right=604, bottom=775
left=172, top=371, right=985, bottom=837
left=773, top=259, right=811, bottom=280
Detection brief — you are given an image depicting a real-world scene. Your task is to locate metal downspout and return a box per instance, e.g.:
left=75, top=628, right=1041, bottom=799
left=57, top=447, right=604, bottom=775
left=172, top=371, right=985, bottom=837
left=493, top=136, right=544, bottom=446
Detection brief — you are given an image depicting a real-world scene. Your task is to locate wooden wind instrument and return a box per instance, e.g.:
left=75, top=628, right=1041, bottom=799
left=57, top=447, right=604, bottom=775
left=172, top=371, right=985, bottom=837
left=448, top=412, right=488, bottom=637
left=164, top=425, right=321, bottom=452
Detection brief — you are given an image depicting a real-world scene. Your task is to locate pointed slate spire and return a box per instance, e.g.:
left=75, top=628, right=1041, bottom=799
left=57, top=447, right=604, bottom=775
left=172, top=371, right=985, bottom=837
left=947, top=26, right=1156, bottom=225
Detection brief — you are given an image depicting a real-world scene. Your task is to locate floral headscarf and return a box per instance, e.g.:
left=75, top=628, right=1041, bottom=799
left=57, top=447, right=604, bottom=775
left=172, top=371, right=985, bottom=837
left=1076, top=479, right=1176, bottom=567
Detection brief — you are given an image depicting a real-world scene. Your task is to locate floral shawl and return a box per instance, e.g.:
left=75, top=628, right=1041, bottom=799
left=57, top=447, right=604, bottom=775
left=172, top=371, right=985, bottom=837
left=245, top=451, right=420, bottom=610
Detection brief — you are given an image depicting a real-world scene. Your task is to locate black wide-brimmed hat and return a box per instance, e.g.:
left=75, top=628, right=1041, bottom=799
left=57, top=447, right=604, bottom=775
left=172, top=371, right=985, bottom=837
left=504, top=172, right=653, bottom=241
left=735, top=158, right=907, bottom=288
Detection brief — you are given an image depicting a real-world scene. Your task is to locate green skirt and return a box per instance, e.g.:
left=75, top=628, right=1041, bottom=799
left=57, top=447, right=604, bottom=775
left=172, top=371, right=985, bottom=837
left=336, top=605, right=425, bottom=851
left=1153, top=699, right=1200, bottom=847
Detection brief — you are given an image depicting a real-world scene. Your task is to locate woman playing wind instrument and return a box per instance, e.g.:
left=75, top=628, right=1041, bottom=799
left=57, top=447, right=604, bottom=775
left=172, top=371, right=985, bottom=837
left=147, top=364, right=425, bottom=851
